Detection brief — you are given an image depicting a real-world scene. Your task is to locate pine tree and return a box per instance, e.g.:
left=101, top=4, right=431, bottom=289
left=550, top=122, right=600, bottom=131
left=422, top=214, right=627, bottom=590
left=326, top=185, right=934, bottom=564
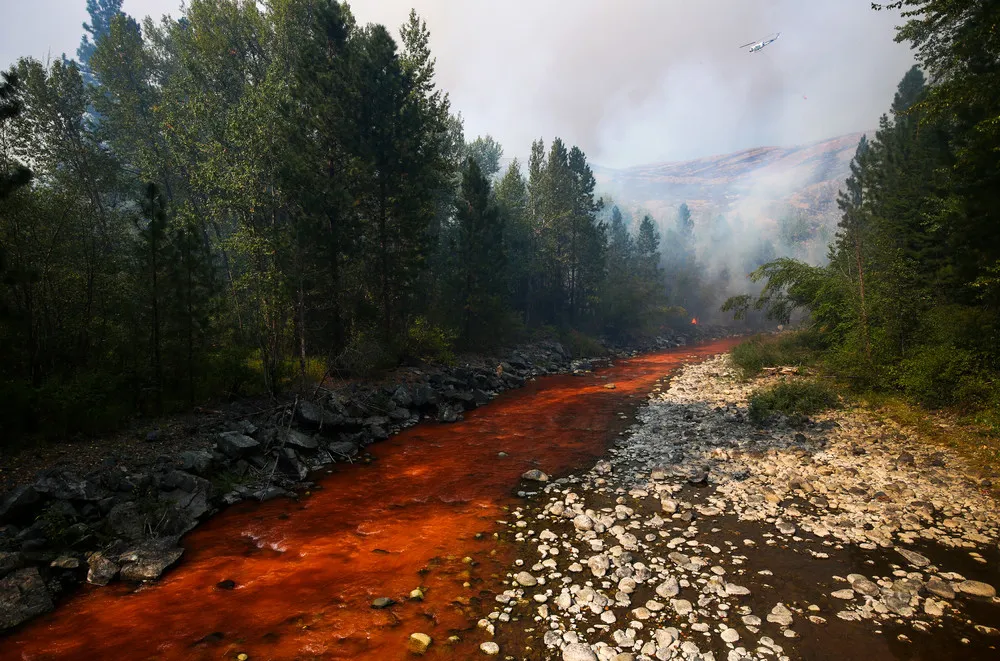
left=495, top=159, right=533, bottom=323
left=566, top=145, right=605, bottom=324
left=598, top=206, right=639, bottom=334
left=454, top=158, right=506, bottom=345
left=834, top=135, right=873, bottom=358
left=76, top=0, right=126, bottom=86
left=136, top=182, right=169, bottom=413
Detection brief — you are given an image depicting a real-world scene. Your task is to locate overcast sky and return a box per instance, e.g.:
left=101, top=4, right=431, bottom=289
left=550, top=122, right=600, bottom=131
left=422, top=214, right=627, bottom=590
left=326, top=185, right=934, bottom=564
left=1, top=0, right=916, bottom=168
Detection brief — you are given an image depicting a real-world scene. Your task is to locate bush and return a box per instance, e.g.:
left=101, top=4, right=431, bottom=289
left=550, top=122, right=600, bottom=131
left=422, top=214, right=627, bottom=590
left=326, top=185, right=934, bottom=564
left=37, top=370, right=134, bottom=436
left=561, top=329, right=608, bottom=358
left=895, top=345, right=990, bottom=408
left=335, top=326, right=401, bottom=377
left=748, top=379, right=839, bottom=424
left=730, top=331, right=820, bottom=379
left=202, top=344, right=260, bottom=398
left=403, top=316, right=456, bottom=366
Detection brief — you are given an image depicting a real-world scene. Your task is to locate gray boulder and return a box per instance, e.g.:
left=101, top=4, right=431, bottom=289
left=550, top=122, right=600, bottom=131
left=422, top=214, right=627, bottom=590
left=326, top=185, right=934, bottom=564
left=160, top=477, right=212, bottom=522
left=118, top=540, right=184, bottom=582
left=217, top=432, right=260, bottom=458
left=162, top=470, right=201, bottom=494
left=295, top=400, right=342, bottom=431
left=327, top=441, right=359, bottom=459
left=388, top=407, right=410, bottom=422
left=281, top=429, right=319, bottom=451
left=277, top=449, right=309, bottom=481
left=411, top=384, right=438, bottom=407
left=86, top=552, right=119, bottom=586
left=391, top=385, right=413, bottom=407
left=34, top=473, right=102, bottom=501
left=252, top=486, right=291, bottom=502
left=0, top=567, right=53, bottom=631
left=0, top=485, right=42, bottom=522
left=562, top=643, right=598, bottom=661
left=436, top=404, right=462, bottom=423
left=107, top=502, right=146, bottom=541
left=0, top=552, right=24, bottom=579
left=179, top=450, right=213, bottom=475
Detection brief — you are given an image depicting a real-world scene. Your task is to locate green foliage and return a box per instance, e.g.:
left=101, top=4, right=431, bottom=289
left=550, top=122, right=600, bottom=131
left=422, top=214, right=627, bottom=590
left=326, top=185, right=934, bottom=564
left=895, top=345, right=992, bottom=408
left=0, top=0, right=711, bottom=449
left=561, top=329, right=608, bottom=359
left=747, top=379, right=839, bottom=424
left=404, top=316, right=456, bottom=366
left=331, top=326, right=397, bottom=378
left=729, top=332, right=822, bottom=379
left=464, top=135, right=504, bottom=179
left=449, top=157, right=508, bottom=347
left=597, top=206, right=670, bottom=337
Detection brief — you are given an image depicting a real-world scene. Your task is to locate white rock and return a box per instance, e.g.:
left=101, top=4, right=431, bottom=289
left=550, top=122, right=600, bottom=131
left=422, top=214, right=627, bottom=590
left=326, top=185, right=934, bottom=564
left=514, top=571, right=537, bottom=587
left=563, top=642, right=599, bottom=661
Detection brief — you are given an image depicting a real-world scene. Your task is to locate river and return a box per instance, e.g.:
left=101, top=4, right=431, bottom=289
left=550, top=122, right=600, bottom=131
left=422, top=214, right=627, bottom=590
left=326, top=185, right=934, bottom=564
left=0, top=339, right=740, bottom=661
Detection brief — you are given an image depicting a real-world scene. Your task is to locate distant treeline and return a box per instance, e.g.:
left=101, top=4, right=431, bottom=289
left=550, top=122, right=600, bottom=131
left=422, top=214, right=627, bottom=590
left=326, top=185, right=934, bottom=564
left=0, top=0, right=712, bottom=443
left=725, top=0, right=1000, bottom=411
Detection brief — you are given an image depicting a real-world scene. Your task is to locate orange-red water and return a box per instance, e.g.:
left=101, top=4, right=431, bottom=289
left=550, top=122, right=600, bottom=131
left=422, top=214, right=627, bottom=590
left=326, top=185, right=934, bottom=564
left=0, top=339, right=739, bottom=661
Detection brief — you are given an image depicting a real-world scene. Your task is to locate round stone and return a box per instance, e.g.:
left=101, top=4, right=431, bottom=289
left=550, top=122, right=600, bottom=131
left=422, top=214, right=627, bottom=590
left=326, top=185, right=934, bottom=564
left=480, top=641, right=500, bottom=655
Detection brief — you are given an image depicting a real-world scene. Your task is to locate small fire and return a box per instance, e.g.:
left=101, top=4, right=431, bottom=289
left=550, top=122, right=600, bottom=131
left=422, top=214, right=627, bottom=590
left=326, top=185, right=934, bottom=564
left=691, top=318, right=698, bottom=325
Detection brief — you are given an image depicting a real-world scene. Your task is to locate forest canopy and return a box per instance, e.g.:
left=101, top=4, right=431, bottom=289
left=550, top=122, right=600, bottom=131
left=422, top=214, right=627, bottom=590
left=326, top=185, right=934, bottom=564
left=0, top=0, right=697, bottom=443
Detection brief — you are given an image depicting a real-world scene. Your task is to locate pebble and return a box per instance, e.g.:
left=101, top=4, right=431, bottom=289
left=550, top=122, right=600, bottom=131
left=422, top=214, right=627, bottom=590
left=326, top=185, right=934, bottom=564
left=562, top=642, right=599, bottom=661
left=407, top=633, right=431, bottom=654
left=767, top=603, right=793, bottom=627
left=956, top=580, right=996, bottom=599
left=480, top=641, right=500, bottom=655
left=514, top=571, right=537, bottom=587
left=896, top=548, right=931, bottom=568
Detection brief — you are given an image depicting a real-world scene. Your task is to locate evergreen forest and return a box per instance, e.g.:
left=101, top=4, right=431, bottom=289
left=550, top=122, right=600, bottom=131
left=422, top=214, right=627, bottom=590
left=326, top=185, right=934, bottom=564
left=0, top=0, right=693, bottom=443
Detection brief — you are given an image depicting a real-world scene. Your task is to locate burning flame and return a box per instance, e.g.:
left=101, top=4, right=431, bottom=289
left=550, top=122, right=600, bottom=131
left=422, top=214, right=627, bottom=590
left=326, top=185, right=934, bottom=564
left=691, top=318, right=698, bottom=325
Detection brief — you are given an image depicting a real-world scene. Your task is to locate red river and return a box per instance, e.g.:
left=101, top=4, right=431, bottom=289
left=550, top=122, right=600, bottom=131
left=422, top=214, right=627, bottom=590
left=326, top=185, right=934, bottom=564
left=0, top=338, right=739, bottom=661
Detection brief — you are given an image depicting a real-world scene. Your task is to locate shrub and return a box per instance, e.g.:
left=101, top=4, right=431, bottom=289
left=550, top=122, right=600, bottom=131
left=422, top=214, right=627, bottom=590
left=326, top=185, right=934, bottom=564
left=730, top=331, right=820, bottom=379
left=202, top=344, right=259, bottom=398
left=335, top=326, right=400, bottom=377
left=404, top=316, right=456, bottom=366
left=561, top=329, right=608, bottom=358
left=896, top=345, right=987, bottom=408
left=33, top=369, right=133, bottom=438
left=748, top=379, right=839, bottom=424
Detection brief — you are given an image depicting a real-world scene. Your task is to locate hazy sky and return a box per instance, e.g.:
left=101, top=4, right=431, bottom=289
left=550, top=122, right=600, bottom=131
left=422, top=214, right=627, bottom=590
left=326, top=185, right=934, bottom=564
left=1, top=0, right=916, bottom=168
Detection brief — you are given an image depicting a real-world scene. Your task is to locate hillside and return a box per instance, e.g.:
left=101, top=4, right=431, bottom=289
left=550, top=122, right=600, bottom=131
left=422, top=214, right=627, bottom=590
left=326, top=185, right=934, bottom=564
left=590, top=131, right=870, bottom=227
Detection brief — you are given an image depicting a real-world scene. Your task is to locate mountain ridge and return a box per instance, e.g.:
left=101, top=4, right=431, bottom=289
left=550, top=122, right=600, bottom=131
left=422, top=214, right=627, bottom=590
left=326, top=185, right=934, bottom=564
left=588, top=130, right=873, bottom=225
left=498, top=131, right=871, bottom=230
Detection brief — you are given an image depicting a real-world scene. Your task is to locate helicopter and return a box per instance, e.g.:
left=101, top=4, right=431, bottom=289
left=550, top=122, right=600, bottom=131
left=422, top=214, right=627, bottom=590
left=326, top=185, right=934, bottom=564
left=740, top=32, right=780, bottom=53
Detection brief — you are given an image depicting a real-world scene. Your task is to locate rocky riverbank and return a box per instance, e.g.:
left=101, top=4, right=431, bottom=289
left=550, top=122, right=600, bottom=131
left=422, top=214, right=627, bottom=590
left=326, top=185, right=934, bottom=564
left=483, top=354, right=1000, bottom=660
left=0, top=326, right=735, bottom=634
